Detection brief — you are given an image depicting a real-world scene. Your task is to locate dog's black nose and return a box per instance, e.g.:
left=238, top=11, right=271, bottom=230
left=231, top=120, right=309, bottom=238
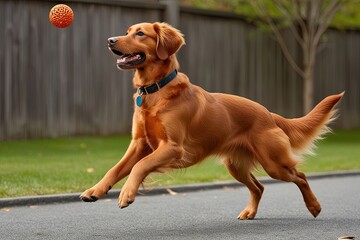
left=108, top=37, right=118, bottom=46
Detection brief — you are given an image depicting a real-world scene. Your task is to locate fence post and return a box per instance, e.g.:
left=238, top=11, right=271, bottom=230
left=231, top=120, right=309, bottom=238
left=160, top=0, right=179, bottom=27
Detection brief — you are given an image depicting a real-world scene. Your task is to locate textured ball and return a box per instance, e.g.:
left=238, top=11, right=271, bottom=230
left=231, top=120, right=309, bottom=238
left=49, top=4, right=74, bottom=28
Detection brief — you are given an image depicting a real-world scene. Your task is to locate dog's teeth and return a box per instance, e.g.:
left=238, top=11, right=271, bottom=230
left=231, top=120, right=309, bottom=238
left=117, top=58, right=125, bottom=63
left=120, top=55, right=141, bottom=63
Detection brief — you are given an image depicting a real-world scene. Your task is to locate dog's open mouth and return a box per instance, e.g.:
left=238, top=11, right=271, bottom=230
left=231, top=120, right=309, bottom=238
left=110, top=49, right=146, bottom=67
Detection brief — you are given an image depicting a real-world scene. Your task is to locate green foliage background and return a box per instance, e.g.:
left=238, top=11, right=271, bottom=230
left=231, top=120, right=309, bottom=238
left=181, top=0, right=360, bottom=28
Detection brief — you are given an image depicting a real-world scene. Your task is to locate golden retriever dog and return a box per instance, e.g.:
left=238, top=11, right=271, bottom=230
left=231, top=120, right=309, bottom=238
left=80, top=22, right=344, bottom=220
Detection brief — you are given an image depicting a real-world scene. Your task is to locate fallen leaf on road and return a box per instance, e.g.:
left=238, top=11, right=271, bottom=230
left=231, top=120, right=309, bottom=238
left=1, top=208, right=10, bottom=212
left=166, top=188, right=178, bottom=196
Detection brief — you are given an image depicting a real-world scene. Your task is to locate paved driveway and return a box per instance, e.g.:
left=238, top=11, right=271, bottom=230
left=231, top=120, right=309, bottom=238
left=1, top=175, right=359, bottom=239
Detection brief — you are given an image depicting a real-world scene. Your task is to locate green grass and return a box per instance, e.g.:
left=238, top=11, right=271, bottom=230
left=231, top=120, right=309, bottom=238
left=299, top=130, right=360, bottom=172
left=0, top=130, right=359, bottom=198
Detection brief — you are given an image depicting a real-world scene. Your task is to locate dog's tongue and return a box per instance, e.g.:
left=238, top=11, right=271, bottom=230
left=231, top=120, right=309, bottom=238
left=117, top=54, right=141, bottom=63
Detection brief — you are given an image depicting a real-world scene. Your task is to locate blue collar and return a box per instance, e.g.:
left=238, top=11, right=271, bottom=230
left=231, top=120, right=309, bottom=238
left=137, top=70, right=178, bottom=96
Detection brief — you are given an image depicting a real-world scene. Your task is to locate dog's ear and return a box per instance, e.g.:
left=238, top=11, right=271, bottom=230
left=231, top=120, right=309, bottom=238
left=153, top=22, right=185, bottom=60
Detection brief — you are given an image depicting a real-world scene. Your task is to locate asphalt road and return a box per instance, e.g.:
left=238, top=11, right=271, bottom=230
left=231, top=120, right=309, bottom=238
left=1, top=175, right=359, bottom=240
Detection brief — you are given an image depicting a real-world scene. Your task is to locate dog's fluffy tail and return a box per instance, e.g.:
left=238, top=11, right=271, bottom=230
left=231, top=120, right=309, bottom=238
left=271, top=92, right=344, bottom=156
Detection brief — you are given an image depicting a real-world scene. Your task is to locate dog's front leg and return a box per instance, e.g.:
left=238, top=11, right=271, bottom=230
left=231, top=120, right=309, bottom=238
left=119, top=141, right=183, bottom=208
left=80, top=138, right=151, bottom=202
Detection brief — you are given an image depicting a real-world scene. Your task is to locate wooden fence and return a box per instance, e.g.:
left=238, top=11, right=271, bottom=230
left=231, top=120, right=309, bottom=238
left=0, top=0, right=359, bottom=140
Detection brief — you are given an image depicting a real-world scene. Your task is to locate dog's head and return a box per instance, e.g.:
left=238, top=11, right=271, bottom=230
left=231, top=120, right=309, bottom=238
left=108, top=22, right=185, bottom=70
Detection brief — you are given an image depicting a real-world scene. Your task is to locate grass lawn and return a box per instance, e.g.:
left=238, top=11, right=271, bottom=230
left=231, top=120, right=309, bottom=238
left=0, top=130, right=359, bottom=198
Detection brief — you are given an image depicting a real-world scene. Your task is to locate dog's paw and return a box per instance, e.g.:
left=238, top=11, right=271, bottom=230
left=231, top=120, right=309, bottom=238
left=237, top=207, right=257, bottom=220
left=80, top=187, right=107, bottom=202
left=118, top=184, right=137, bottom=209
left=307, top=203, right=322, bottom=218
left=80, top=195, right=98, bottom=202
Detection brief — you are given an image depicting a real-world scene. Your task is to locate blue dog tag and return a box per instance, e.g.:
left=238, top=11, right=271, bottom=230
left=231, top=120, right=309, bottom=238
left=136, top=95, right=143, bottom=107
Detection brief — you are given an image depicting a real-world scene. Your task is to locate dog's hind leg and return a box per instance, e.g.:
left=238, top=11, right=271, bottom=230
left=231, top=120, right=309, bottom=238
left=255, top=128, right=321, bottom=218
left=265, top=164, right=321, bottom=218
left=223, top=154, right=264, bottom=220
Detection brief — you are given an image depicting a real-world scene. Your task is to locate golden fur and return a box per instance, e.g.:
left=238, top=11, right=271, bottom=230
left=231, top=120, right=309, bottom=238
left=81, top=22, right=344, bottom=219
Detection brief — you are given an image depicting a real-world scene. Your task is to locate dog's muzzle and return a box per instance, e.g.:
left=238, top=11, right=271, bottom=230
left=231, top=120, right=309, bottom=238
left=107, top=37, right=146, bottom=67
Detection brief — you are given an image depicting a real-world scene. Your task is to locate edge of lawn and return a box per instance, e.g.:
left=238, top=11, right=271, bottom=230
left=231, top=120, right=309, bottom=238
left=1, top=170, right=359, bottom=208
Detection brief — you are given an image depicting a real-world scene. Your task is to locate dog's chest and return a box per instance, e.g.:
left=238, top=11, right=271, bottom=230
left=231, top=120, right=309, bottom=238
left=140, top=112, right=166, bottom=150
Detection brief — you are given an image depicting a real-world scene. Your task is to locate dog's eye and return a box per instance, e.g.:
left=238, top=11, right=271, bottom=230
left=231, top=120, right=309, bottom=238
left=136, top=31, right=145, bottom=37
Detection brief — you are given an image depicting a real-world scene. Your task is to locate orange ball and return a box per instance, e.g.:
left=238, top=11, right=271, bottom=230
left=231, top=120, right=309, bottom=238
left=49, top=4, right=74, bottom=28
